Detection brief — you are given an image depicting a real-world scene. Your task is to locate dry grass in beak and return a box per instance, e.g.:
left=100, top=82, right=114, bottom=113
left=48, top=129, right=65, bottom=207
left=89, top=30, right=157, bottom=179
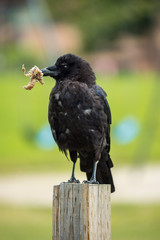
left=22, top=65, right=44, bottom=90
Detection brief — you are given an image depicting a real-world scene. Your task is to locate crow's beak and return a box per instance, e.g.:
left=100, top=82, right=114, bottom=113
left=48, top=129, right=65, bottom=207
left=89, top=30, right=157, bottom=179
left=41, top=65, right=59, bottom=78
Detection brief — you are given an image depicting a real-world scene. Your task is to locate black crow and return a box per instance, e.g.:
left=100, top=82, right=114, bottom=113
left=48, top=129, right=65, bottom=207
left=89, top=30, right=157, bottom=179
left=42, top=54, right=115, bottom=192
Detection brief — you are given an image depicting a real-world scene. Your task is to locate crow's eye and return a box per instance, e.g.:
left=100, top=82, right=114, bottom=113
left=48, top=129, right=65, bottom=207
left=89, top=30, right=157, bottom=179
left=63, top=65, right=68, bottom=69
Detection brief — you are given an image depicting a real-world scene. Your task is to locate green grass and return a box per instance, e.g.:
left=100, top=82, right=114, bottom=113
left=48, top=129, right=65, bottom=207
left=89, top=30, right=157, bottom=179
left=99, top=72, right=160, bottom=165
left=0, top=71, right=160, bottom=173
left=0, top=204, right=159, bottom=240
left=0, top=205, right=51, bottom=240
left=112, top=204, right=160, bottom=240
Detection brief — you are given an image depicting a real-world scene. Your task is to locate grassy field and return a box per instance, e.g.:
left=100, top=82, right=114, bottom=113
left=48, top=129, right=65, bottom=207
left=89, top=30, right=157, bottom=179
left=0, top=71, right=160, bottom=173
left=0, top=204, right=159, bottom=240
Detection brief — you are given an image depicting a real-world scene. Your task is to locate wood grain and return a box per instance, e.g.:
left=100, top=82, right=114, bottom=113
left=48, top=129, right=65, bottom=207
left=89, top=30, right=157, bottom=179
left=53, top=183, right=111, bottom=240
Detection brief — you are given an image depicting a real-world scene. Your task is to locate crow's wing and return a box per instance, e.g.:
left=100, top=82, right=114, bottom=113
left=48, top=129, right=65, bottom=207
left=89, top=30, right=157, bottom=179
left=93, top=84, right=111, bottom=124
left=91, top=85, right=114, bottom=191
left=92, top=84, right=112, bottom=155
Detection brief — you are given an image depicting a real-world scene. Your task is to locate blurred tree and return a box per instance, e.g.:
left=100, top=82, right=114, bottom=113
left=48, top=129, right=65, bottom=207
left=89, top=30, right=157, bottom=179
left=46, top=0, right=160, bottom=51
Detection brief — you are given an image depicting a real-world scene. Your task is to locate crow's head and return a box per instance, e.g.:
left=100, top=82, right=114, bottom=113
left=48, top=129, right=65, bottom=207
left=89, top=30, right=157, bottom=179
left=41, top=54, right=96, bottom=86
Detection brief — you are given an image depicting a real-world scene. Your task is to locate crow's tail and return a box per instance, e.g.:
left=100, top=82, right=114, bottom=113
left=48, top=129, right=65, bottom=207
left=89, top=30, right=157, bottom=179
left=86, top=151, right=115, bottom=193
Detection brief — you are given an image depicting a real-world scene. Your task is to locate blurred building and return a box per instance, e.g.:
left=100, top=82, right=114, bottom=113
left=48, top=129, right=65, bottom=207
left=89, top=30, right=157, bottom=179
left=88, top=17, right=160, bottom=74
left=1, top=0, right=160, bottom=73
left=0, top=0, right=82, bottom=67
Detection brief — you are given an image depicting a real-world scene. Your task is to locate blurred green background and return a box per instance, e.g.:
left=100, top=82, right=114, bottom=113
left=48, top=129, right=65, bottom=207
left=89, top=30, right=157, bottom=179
left=0, top=0, right=160, bottom=240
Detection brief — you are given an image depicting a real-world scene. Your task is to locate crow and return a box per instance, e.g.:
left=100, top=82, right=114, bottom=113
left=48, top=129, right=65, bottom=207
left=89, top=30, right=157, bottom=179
left=42, top=54, right=115, bottom=193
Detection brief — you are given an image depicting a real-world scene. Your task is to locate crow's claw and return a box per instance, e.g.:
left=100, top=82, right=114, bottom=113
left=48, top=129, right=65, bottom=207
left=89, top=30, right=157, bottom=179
left=68, top=177, right=80, bottom=183
left=83, top=179, right=99, bottom=184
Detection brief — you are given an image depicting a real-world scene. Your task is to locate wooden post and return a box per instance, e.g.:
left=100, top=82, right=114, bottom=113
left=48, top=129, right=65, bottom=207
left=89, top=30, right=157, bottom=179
left=53, top=183, right=111, bottom=240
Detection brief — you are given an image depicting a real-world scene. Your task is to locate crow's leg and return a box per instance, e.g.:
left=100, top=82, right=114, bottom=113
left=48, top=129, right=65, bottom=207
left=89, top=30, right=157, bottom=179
left=68, top=162, right=80, bottom=183
left=83, top=161, right=99, bottom=184
left=68, top=151, right=80, bottom=183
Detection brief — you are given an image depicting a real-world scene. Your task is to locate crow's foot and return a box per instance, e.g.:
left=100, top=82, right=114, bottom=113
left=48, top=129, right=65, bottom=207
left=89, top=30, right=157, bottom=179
left=83, top=179, right=99, bottom=184
left=68, top=177, right=80, bottom=183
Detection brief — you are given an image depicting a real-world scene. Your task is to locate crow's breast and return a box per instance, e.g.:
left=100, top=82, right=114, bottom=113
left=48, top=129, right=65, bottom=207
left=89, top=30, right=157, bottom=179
left=48, top=81, right=107, bottom=151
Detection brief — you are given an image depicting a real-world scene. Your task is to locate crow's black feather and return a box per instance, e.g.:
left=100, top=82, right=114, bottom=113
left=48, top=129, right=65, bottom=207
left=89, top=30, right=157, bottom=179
left=44, top=54, right=115, bottom=192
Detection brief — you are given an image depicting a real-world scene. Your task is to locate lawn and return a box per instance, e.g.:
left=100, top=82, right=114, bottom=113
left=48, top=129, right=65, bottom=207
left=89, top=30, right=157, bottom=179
left=0, top=204, right=159, bottom=240
left=0, top=71, right=160, bottom=173
left=112, top=204, right=160, bottom=240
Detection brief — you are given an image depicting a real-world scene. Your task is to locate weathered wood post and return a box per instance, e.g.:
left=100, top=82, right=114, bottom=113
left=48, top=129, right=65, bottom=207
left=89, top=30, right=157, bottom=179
left=53, top=183, right=111, bottom=240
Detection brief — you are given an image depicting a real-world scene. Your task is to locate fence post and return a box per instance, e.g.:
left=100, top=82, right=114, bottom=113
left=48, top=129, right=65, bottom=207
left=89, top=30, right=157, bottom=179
left=53, top=183, right=111, bottom=240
